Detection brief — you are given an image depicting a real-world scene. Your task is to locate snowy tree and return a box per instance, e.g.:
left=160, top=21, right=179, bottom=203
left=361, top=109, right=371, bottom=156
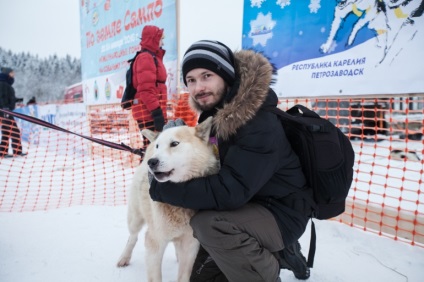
left=0, top=47, right=81, bottom=103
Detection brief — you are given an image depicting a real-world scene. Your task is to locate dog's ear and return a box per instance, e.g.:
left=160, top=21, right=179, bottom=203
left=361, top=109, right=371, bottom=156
left=141, top=129, right=159, bottom=142
left=195, top=116, right=213, bottom=143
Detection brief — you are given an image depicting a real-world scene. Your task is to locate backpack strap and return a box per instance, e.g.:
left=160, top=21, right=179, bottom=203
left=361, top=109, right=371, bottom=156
left=263, top=105, right=319, bottom=213
left=138, top=49, right=161, bottom=86
left=307, top=219, right=317, bottom=268
left=263, top=105, right=318, bottom=268
left=286, top=104, right=319, bottom=118
left=284, top=105, right=331, bottom=133
left=140, top=49, right=158, bottom=66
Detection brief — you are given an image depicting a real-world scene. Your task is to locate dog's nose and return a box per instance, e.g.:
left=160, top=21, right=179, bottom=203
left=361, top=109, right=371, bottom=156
left=147, top=158, right=159, bottom=169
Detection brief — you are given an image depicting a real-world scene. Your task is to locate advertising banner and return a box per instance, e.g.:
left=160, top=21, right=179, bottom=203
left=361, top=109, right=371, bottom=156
left=242, top=0, right=424, bottom=97
left=14, top=105, right=40, bottom=144
left=79, top=0, right=178, bottom=105
left=14, top=104, right=89, bottom=156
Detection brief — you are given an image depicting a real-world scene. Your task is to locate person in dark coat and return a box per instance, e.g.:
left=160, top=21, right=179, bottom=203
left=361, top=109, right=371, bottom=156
left=0, top=67, right=26, bottom=158
left=149, top=40, right=311, bottom=281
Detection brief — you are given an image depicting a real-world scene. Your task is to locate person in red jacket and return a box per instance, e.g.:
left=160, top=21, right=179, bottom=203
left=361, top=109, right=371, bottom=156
left=131, top=25, right=168, bottom=139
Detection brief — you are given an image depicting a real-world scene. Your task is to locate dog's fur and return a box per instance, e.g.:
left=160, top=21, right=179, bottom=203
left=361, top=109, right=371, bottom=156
left=117, top=117, right=219, bottom=282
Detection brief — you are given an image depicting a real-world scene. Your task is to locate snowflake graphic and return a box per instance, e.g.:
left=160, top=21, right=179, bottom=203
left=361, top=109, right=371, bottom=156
left=249, top=12, right=276, bottom=47
left=251, top=0, right=265, bottom=8
left=276, top=0, right=290, bottom=9
left=309, top=0, right=321, bottom=13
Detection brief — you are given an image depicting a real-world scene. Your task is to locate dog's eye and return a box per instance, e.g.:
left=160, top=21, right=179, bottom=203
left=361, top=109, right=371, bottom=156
left=170, top=141, right=179, bottom=147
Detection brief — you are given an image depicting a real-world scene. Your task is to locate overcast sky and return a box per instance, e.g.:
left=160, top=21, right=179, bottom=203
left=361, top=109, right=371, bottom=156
left=0, top=0, right=243, bottom=60
left=0, top=0, right=81, bottom=59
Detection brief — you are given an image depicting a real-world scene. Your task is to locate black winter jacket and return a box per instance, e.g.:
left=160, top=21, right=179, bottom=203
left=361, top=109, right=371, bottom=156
left=150, top=50, right=310, bottom=246
left=0, top=73, right=16, bottom=112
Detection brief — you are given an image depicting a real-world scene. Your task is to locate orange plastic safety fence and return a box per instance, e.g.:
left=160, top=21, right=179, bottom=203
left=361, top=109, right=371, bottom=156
left=0, top=95, right=423, bottom=248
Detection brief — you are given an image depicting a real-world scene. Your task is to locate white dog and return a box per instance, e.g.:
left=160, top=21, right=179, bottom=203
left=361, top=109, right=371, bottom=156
left=117, top=117, right=219, bottom=282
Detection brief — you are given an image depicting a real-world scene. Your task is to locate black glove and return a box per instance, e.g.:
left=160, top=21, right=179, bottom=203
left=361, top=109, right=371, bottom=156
left=149, top=178, right=160, bottom=201
left=149, top=179, right=191, bottom=206
left=151, top=108, right=165, bottom=132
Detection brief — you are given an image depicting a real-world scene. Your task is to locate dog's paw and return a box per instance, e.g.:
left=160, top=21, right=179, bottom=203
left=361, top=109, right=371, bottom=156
left=117, top=257, right=131, bottom=267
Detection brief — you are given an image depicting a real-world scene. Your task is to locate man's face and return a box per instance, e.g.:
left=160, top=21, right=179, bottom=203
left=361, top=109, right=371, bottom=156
left=186, top=68, right=227, bottom=111
left=159, top=34, right=165, bottom=48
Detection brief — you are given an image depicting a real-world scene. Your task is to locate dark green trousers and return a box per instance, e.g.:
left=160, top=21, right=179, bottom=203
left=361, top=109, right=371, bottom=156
left=190, top=203, right=284, bottom=282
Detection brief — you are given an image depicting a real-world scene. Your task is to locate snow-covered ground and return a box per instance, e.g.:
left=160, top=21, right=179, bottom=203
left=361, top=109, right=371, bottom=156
left=1, top=205, right=424, bottom=282
left=1, top=125, right=424, bottom=281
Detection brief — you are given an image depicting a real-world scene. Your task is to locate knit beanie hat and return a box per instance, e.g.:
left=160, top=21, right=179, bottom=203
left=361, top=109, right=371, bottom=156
left=182, top=40, right=236, bottom=86
left=1, top=67, right=13, bottom=75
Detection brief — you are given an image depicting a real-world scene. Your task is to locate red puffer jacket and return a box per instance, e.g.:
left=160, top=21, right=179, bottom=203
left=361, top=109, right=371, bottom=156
left=131, top=26, right=167, bottom=124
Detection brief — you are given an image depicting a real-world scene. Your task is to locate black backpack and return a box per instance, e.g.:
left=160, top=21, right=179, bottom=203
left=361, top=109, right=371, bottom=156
left=121, top=50, right=157, bottom=110
left=266, top=104, right=355, bottom=267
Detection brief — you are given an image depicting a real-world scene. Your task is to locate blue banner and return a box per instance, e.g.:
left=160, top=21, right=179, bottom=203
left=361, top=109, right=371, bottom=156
left=80, top=0, right=178, bottom=105
left=14, top=105, right=40, bottom=144
left=242, top=0, right=424, bottom=97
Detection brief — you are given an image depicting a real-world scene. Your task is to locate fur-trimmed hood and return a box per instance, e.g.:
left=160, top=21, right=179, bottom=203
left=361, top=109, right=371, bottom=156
left=196, top=50, right=275, bottom=140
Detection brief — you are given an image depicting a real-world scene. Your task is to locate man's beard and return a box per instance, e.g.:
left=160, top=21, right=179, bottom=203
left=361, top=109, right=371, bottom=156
left=193, top=85, right=227, bottom=112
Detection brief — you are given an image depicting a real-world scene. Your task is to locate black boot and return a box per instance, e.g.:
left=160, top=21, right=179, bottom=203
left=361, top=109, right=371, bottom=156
left=190, top=245, right=228, bottom=282
left=277, top=241, right=310, bottom=280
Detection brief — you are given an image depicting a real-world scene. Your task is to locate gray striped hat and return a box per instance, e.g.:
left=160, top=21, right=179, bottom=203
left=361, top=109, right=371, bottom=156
left=182, top=40, right=235, bottom=86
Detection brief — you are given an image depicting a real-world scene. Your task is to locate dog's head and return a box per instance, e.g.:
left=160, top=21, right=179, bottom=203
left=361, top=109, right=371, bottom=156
left=141, top=117, right=218, bottom=183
